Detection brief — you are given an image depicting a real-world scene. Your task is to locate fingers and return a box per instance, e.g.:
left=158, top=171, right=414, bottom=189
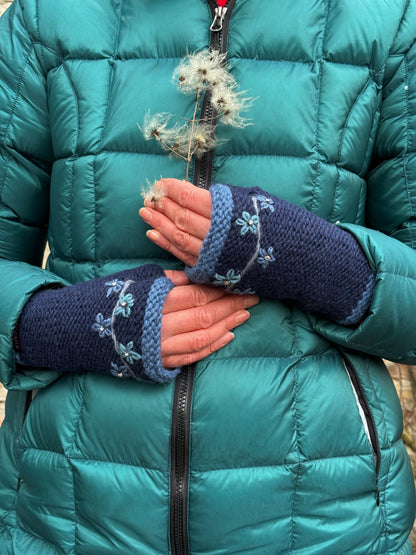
left=140, top=206, right=203, bottom=264
left=163, top=284, right=228, bottom=313
left=142, top=196, right=211, bottom=240
left=140, top=179, right=213, bottom=265
left=156, top=178, right=212, bottom=219
left=145, top=230, right=198, bottom=267
left=161, top=283, right=260, bottom=368
left=164, top=270, right=190, bottom=286
left=162, top=293, right=259, bottom=337
left=162, top=309, right=250, bottom=356
left=162, top=332, right=234, bottom=368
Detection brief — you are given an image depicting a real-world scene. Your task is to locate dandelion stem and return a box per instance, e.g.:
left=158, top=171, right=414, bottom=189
left=186, top=89, right=201, bottom=182
left=155, top=137, right=189, bottom=162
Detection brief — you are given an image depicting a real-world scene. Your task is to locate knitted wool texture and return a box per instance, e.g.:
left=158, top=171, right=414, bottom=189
left=186, top=184, right=375, bottom=325
left=16, top=265, right=179, bottom=383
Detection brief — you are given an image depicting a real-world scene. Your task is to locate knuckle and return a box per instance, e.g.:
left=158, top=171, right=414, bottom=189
left=181, top=353, right=194, bottom=366
left=209, top=341, right=219, bottom=354
left=174, top=229, right=189, bottom=249
left=190, top=331, right=210, bottom=352
left=175, top=208, right=190, bottom=230
left=197, top=306, right=215, bottom=328
left=192, top=287, right=209, bottom=307
left=178, top=188, right=193, bottom=209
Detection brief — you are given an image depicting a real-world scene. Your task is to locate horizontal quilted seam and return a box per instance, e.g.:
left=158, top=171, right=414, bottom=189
left=50, top=150, right=369, bottom=178
left=20, top=44, right=390, bottom=70
left=18, top=442, right=404, bottom=475
left=20, top=446, right=168, bottom=474
left=2, top=524, right=410, bottom=555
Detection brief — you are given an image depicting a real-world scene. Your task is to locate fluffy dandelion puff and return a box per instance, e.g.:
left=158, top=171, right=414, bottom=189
left=141, top=179, right=167, bottom=203
left=173, top=50, right=235, bottom=94
left=140, top=111, right=173, bottom=141
left=140, top=111, right=189, bottom=155
left=139, top=49, right=253, bottom=182
left=167, top=123, right=194, bottom=158
left=190, top=124, right=218, bottom=158
left=211, top=83, right=252, bottom=128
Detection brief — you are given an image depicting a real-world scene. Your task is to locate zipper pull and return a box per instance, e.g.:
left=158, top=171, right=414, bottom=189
left=210, top=6, right=228, bottom=32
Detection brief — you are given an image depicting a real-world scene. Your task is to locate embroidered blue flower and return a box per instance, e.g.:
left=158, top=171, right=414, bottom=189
left=256, top=195, right=275, bottom=212
left=110, top=362, right=129, bottom=379
left=213, top=269, right=241, bottom=287
left=118, top=341, right=141, bottom=364
left=105, top=279, right=125, bottom=297
left=235, top=212, right=259, bottom=235
left=91, top=313, right=112, bottom=338
left=114, top=293, right=134, bottom=317
left=257, top=246, right=276, bottom=269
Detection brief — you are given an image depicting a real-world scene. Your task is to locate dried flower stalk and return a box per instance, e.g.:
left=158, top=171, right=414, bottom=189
left=140, top=49, right=251, bottom=186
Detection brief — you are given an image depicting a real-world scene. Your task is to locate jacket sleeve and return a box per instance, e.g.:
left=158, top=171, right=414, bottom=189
left=313, top=3, right=416, bottom=363
left=0, top=0, right=68, bottom=391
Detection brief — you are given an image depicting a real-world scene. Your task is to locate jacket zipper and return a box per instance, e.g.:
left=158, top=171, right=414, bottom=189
left=193, top=0, right=237, bottom=189
left=338, top=349, right=381, bottom=506
left=170, top=365, right=195, bottom=555
left=169, top=2, right=236, bottom=554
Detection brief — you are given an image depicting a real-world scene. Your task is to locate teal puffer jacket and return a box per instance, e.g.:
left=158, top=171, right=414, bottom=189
left=0, top=0, right=415, bottom=553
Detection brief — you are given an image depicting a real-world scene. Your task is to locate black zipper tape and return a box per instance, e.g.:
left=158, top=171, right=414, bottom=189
left=170, top=366, right=194, bottom=555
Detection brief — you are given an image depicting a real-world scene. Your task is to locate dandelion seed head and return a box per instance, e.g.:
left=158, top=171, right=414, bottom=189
left=140, top=111, right=173, bottom=141
left=211, top=84, right=252, bottom=128
left=141, top=179, right=167, bottom=203
left=173, top=50, right=236, bottom=94
left=191, top=124, right=217, bottom=158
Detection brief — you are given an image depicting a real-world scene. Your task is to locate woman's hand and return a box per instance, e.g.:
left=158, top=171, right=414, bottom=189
left=140, top=178, right=212, bottom=267
left=162, top=271, right=258, bottom=368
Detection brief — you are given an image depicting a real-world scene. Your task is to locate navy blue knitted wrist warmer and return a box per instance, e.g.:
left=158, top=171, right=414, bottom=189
left=16, top=265, right=180, bottom=384
left=186, top=184, right=375, bottom=325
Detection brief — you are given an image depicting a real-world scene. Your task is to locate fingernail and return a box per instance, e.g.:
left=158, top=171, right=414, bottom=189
left=140, top=207, right=152, bottom=222
left=235, top=310, right=250, bottom=325
left=146, top=230, right=160, bottom=241
left=222, top=332, right=234, bottom=345
left=244, top=296, right=260, bottom=308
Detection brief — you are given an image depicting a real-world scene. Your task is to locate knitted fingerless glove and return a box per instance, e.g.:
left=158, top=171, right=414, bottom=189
left=14, top=265, right=179, bottom=383
left=186, top=183, right=375, bottom=325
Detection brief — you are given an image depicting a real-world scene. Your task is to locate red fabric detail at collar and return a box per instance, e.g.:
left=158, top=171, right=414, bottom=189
left=217, top=0, right=228, bottom=6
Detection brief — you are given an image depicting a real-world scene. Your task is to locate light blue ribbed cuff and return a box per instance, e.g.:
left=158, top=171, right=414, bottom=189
left=185, top=183, right=234, bottom=283
left=337, top=273, right=375, bottom=325
left=141, top=276, right=180, bottom=384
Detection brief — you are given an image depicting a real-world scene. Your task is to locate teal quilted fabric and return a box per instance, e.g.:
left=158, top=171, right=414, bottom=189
left=0, top=0, right=415, bottom=553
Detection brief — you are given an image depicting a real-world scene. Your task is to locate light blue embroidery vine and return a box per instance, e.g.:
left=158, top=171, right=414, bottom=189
left=109, top=279, right=140, bottom=379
